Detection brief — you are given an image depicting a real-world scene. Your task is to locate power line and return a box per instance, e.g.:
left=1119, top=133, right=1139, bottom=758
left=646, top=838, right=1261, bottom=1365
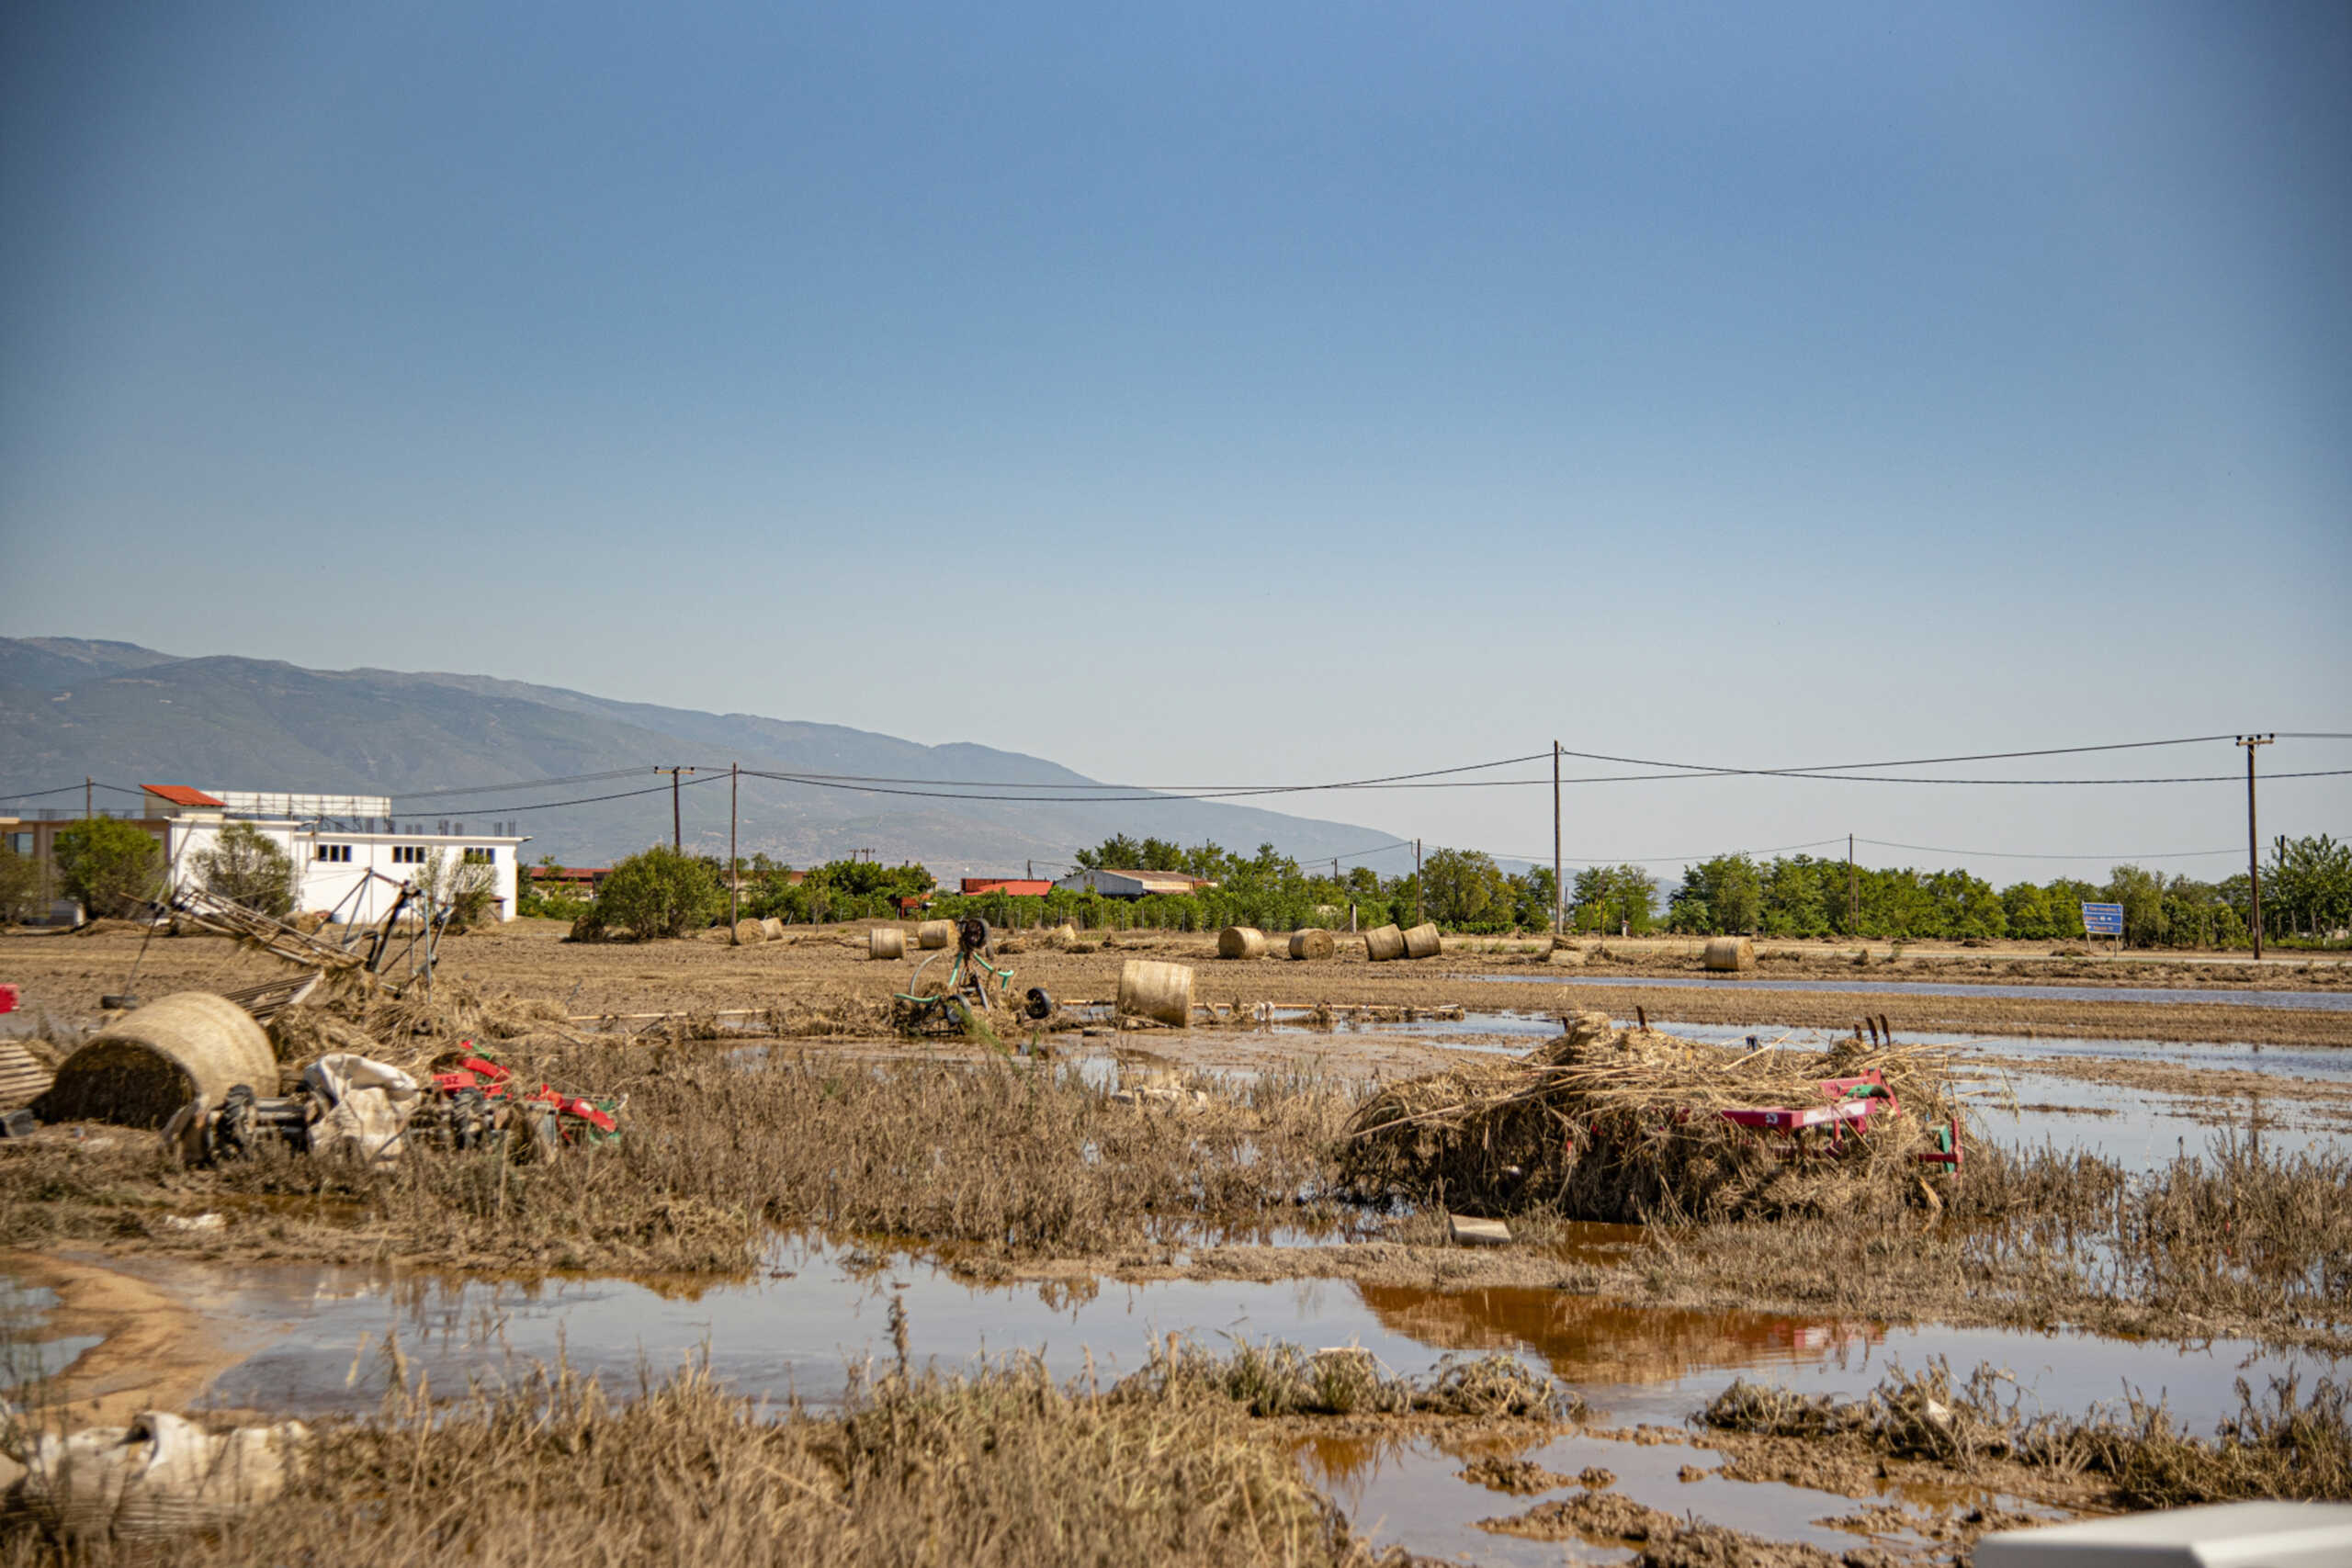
left=1856, top=838, right=2241, bottom=862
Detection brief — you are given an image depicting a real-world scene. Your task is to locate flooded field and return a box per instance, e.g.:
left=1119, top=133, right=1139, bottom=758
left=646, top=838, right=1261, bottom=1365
left=27, top=1229, right=2344, bottom=1566
left=1481, top=974, right=2352, bottom=1011
left=6, top=922, right=2349, bottom=1563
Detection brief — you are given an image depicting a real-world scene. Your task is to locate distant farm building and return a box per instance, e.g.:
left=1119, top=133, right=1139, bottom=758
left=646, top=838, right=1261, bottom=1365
left=1051, top=868, right=1217, bottom=899
left=2, top=784, right=524, bottom=923
left=960, top=878, right=1054, bottom=897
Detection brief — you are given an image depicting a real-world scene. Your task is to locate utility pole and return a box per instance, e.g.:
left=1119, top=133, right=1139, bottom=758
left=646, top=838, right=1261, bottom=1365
left=1847, top=834, right=1858, bottom=934
left=655, top=766, right=695, bottom=852
left=1552, top=741, right=1563, bottom=934
left=85, top=777, right=93, bottom=819
left=2238, top=735, right=2274, bottom=960
left=1413, top=838, right=1422, bottom=927
left=728, top=763, right=740, bottom=931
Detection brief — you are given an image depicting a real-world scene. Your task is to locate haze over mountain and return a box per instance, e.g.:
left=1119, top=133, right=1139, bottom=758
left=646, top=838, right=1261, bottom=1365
left=0, top=637, right=1405, bottom=875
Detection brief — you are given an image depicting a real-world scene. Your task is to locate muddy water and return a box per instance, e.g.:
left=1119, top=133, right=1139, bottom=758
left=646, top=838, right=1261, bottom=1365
left=1253, top=1012, right=2352, bottom=1170
left=28, top=1235, right=2346, bottom=1562
left=1470, top=974, right=2352, bottom=1010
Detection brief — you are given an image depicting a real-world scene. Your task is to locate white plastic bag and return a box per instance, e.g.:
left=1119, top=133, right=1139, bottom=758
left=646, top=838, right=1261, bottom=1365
left=301, top=1053, right=420, bottom=1166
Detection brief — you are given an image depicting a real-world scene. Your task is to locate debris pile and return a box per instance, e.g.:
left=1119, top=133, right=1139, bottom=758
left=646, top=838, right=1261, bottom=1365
left=1340, top=1011, right=1962, bottom=1223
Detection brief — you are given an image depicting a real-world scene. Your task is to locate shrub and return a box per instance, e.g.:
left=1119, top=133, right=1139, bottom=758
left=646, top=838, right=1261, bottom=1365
left=420, top=848, right=502, bottom=931
left=51, top=817, right=164, bottom=917
left=578, top=845, right=721, bottom=940
left=192, top=821, right=297, bottom=918
left=0, top=845, right=41, bottom=924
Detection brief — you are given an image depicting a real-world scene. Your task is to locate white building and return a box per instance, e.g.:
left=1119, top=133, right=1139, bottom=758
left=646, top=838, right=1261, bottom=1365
left=144, top=785, right=526, bottom=923
left=1050, top=867, right=1217, bottom=899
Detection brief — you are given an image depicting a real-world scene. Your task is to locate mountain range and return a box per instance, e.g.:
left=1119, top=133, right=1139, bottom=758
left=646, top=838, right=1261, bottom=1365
left=0, top=637, right=1402, bottom=874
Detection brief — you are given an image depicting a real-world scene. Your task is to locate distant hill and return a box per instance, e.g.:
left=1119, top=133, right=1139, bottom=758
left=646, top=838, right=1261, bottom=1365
left=0, top=638, right=1404, bottom=874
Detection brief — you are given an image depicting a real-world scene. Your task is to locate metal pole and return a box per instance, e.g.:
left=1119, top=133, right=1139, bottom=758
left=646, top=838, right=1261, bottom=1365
left=729, top=762, right=740, bottom=930
left=1552, top=741, right=1563, bottom=934
left=2240, top=735, right=2273, bottom=959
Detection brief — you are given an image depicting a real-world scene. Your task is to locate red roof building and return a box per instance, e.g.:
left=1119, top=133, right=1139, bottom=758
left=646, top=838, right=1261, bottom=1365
left=141, top=784, right=226, bottom=810
left=960, top=878, right=1055, bottom=897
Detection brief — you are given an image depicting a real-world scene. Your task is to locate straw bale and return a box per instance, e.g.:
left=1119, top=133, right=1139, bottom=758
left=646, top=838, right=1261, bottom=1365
left=1402, top=923, right=1442, bottom=960
left=38, top=992, right=276, bottom=1128
left=1343, top=1018, right=1959, bottom=1225
left=732, top=919, right=766, bottom=945
left=761, top=917, right=786, bottom=941
left=870, top=926, right=907, bottom=961
left=1288, top=929, right=1336, bottom=962
left=1117, top=960, right=1193, bottom=1027
left=1047, top=923, right=1080, bottom=949
left=1703, top=936, right=1757, bottom=973
left=1216, top=926, right=1267, bottom=960
left=266, top=1005, right=382, bottom=1066
left=1363, top=924, right=1407, bottom=962
left=917, top=919, right=955, bottom=951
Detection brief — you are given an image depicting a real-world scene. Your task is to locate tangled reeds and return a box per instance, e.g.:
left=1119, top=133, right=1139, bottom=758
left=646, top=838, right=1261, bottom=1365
left=1699, top=1359, right=2352, bottom=1508
left=1340, top=1011, right=1962, bottom=1223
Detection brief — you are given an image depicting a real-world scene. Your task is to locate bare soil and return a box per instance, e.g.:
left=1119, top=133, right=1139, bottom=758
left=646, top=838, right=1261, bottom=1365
left=6, top=919, right=2347, bottom=1050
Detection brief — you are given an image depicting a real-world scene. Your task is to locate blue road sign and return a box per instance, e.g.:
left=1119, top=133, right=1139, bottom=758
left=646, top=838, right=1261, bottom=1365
left=2080, top=901, right=2124, bottom=937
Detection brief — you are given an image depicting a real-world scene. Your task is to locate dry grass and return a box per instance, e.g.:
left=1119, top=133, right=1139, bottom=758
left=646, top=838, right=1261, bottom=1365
left=0, top=1044, right=1360, bottom=1273
left=1340, top=1015, right=1961, bottom=1223
left=1698, top=1357, right=2352, bottom=1508
left=1, top=1337, right=1428, bottom=1568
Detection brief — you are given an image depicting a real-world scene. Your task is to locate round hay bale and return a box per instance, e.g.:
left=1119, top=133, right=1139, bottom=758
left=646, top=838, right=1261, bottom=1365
left=916, top=919, right=955, bottom=951
left=1363, top=924, right=1407, bottom=962
left=761, top=917, right=786, bottom=941
left=1116, top=960, right=1193, bottom=1027
left=1050, top=922, right=1080, bottom=949
left=37, top=992, right=276, bottom=1128
left=1287, top=928, right=1336, bottom=962
left=869, top=927, right=907, bottom=961
left=732, top=919, right=766, bottom=945
left=1546, top=936, right=1587, bottom=966
left=1703, top=936, right=1757, bottom=973
left=1402, top=922, right=1442, bottom=960
left=1216, top=926, right=1267, bottom=960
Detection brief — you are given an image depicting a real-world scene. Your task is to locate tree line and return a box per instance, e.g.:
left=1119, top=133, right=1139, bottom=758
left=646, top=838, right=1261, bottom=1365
left=528, top=829, right=2351, bottom=950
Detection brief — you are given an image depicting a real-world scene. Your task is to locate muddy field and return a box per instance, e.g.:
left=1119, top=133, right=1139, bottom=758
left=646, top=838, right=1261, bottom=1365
left=8, top=919, right=2350, bottom=1049
left=4, top=919, right=2348, bottom=1565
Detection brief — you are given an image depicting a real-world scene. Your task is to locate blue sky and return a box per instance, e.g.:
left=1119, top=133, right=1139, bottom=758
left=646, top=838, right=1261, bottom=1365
left=3, top=1, right=2346, bottom=881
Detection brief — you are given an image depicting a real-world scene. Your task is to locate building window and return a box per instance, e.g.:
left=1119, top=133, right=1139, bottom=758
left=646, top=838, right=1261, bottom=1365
left=392, top=845, right=427, bottom=865
left=3, top=832, right=31, bottom=857
left=314, top=844, right=352, bottom=863
left=463, top=847, right=494, bottom=864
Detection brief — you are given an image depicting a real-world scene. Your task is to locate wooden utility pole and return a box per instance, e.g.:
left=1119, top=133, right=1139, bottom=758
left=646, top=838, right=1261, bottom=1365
left=1847, top=834, right=1858, bottom=934
left=728, top=762, right=740, bottom=931
left=1552, top=741, right=1563, bottom=934
left=2238, top=735, right=2274, bottom=959
left=655, top=766, right=695, bottom=852
left=85, top=777, right=93, bottom=818
left=1413, top=838, right=1422, bottom=927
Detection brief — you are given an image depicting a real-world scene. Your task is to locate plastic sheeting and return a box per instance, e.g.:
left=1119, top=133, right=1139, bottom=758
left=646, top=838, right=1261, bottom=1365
left=301, top=1052, right=420, bottom=1166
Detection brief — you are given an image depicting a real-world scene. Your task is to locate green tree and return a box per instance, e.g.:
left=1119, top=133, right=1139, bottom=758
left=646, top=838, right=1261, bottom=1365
left=52, top=818, right=164, bottom=918
left=1571, top=864, right=1657, bottom=934
left=193, top=822, right=297, bottom=918
left=1419, top=847, right=1509, bottom=929
left=0, top=844, right=41, bottom=924
left=578, top=844, right=722, bottom=939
